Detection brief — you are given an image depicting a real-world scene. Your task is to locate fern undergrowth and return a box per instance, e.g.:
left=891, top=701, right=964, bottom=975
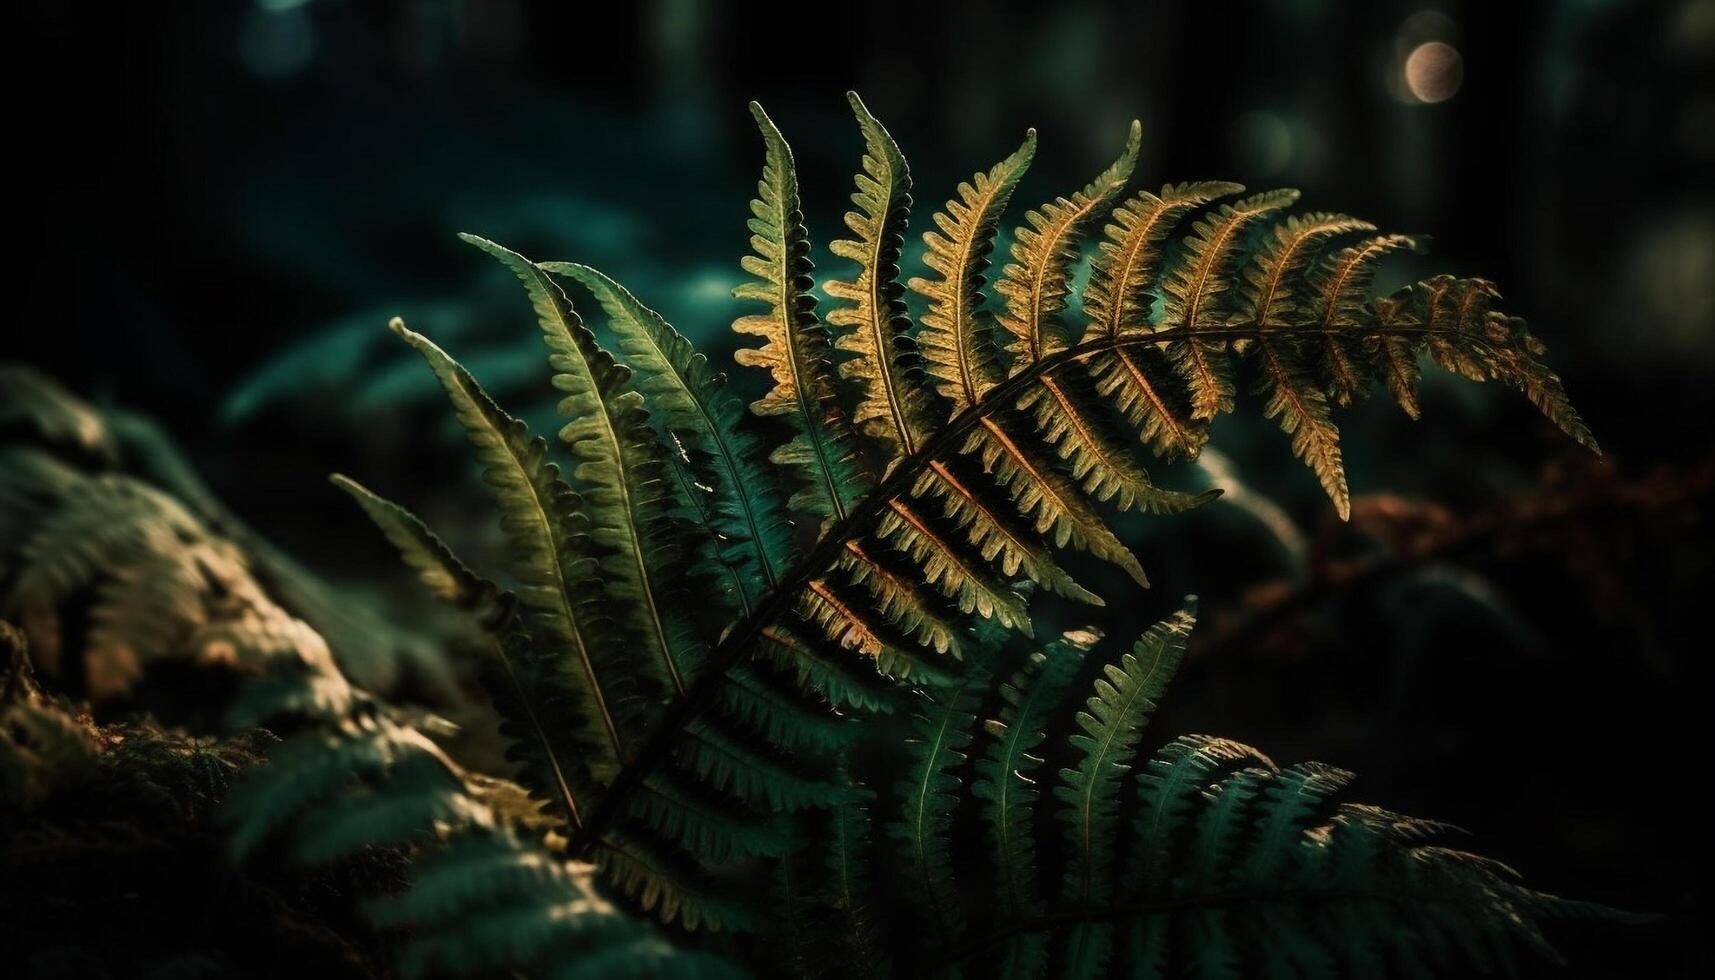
left=227, top=93, right=1626, bottom=979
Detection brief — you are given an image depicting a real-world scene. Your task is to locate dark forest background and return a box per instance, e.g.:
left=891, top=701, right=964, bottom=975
left=10, top=1, right=1712, bottom=975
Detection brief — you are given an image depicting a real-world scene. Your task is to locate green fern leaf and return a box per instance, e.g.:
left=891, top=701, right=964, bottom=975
left=329, top=473, right=499, bottom=613
left=1054, top=604, right=1194, bottom=975
left=389, top=318, right=635, bottom=783
left=887, top=673, right=987, bottom=946
left=541, top=262, right=794, bottom=610
left=462, top=238, right=701, bottom=699
left=972, top=633, right=1093, bottom=921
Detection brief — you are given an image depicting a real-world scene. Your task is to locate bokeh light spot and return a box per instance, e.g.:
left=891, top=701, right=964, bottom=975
left=1404, top=41, right=1464, bottom=103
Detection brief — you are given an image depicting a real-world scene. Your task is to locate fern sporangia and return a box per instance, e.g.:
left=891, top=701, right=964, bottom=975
left=312, top=92, right=1614, bottom=974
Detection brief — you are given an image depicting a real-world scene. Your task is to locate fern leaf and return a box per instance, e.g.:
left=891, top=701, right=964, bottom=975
left=462, top=237, right=700, bottom=699
left=629, top=771, right=790, bottom=863
left=798, top=577, right=960, bottom=685
left=1018, top=371, right=1219, bottom=515
left=1241, top=761, right=1353, bottom=882
left=963, top=418, right=1150, bottom=586
left=718, top=662, right=858, bottom=754
left=1054, top=604, right=1194, bottom=975
left=1368, top=290, right=1425, bottom=420
left=390, top=318, right=634, bottom=782
left=887, top=674, right=987, bottom=946
left=874, top=499, right=1033, bottom=634
left=734, top=103, right=872, bottom=532
left=675, top=718, right=846, bottom=811
left=908, top=462, right=1101, bottom=605
left=326, top=474, right=592, bottom=827
left=1079, top=181, right=1239, bottom=462
left=1084, top=180, right=1244, bottom=340
left=1234, top=212, right=1376, bottom=518
left=837, top=540, right=964, bottom=658
left=1162, top=189, right=1301, bottom=420
left=910, top=129, right=1038, bottom=410
left=825, top=92, right=930, bottom=457
left=756, top=624, right=899, bottom=714
left=1311, top=232, right=1423, bottom=405
left=543, top=262, right=794, bottom=603
left=1060, top=610, right=1197, bottom=896
left=329, top=474, right=498, bottom=613
left=997, top=120, right=1141, bottom=368
left=1127, top=734, right=1275, bottom=896
left=972, top=634, right=1093, bottom=921
left=593, top=828, right=757, bottom=932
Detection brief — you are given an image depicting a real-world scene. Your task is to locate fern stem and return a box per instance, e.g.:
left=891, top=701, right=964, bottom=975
left=568, top=320, right=1512, bottom=855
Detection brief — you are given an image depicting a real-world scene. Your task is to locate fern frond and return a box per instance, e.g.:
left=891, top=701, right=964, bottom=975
left=910, top=129, right=1037, bottom=410
left=1017, top=370, right=1218, bottom=515
left=542, top=262, right=794, bottom=608
left=1053, top=603, right=1194, bottom=974
left=1079, top=181, right=1241, bottom=461
left=389, top=317, right=636, bottom=782
left=873, top=497, right=1032, bottom=635
left=1162, top=188, right=1301, bottom=420
left=972, top=633, right=1092, bottom=921
left=962, top=417, right=1150, bottom=586
left=825, top=92, right=931, bottom=458
left=887, top=673, right=987, bottom=945
left=733, top=103, right=872, bottom=533
left=836, top=540, right=964, bottom=659
left=1083, top=180, right=1245, bottom=341
left=675, top=718, right=846, bottom=811
left=330, top=473, right=500, bottom=613
left=907, top=462, right=1101, bottom=605
left=999, top=120, right=1141, bottom=370
left=324, top=99, right=1611, bottom=970
left=1310, top=232, right=1423, bottom=406
left=460, top=240, right=700, bottom=699
left=225, top=678, right=730, bottom=978
left=1127, top=734, right=1275, bottom=895
left=629, top=770, right=790, bottom=863
left=595, top=827, right=757, bottom=932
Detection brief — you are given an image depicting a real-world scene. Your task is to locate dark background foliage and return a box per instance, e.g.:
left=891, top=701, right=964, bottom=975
left=12, top=1, right=1711, bottom=976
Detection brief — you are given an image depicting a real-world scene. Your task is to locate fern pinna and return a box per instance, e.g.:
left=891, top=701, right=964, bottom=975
left=249, top=92, right=1616, bottom=977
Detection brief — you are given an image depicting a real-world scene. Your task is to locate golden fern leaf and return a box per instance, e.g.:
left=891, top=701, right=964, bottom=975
left=906, top=462, right=1101, bottom=605
left=359, top=101, right=1602, bottom=923
left=1412, top=276, right=1599, bottom=452
left=1310, top=233, right=1423, bottom=405
left=1236, top=213, right=1378, bottom=517
left=1018, top=370, right=1218, bottom=515
left=825, top=92, right=928, bottom=458
left=836, top=540, right=964, bottom=659
left=910, top=130, right=1037, bottom=410
left=962, top=417, right=1150, bottom=587
left=1368, top=291, right=1424, bottom=420
left=997, top=120, right=1141, bottom=369
left=874, top=499, right=1033, bottom=634
left=1079, top=180, right=1241, bottom=460
left=734, top=103, right=872, bottom=533
left=1161, top=188, right=1301, bottom=420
